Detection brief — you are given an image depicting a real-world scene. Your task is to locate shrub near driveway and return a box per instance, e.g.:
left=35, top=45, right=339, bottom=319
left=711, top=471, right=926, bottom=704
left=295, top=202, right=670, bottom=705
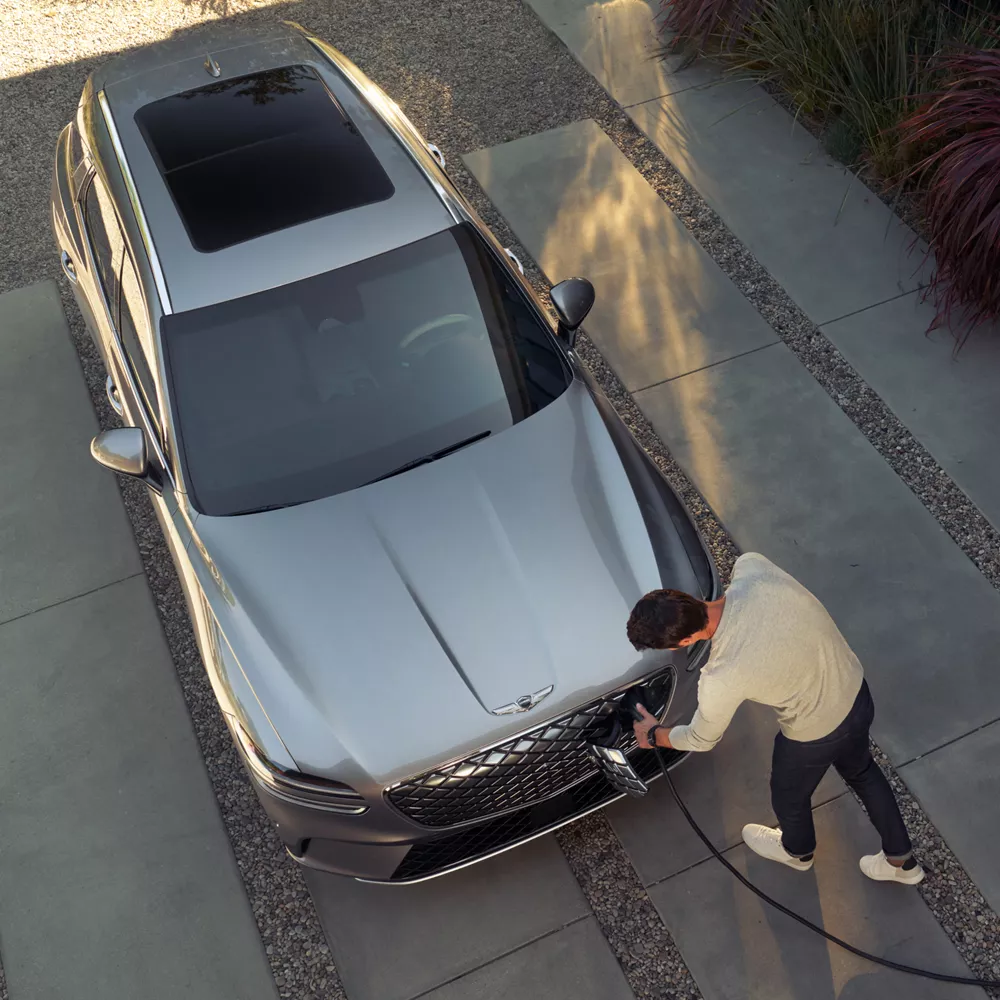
left=660, top=0, right=1000, bottom=340
left=900, top=48, right=1000, bottom=340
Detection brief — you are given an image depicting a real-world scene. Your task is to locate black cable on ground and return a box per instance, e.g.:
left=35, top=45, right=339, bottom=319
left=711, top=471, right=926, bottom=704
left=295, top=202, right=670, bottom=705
left=652, top=746, right=1000, bottom=989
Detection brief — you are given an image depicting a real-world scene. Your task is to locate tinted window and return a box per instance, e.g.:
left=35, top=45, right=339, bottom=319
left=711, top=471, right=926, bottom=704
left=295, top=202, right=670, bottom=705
left=162, top=225, right=572, bottom=516
left=120, top=254, right=160, bottom=426
left=83, top=178, right=122, bottom=309
left=70, top=123, right=85, bottom=168
left=134, top=65, right=395, bottom=253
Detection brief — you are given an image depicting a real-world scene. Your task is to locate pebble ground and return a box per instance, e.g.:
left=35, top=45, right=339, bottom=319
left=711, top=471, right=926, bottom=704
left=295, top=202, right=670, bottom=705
left=3, top=0, right=1000, bottom=998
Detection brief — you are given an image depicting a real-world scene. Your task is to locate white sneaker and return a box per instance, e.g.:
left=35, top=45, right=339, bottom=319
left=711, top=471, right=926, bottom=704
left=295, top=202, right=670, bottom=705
left=741, top=824, right=814, bottom=871
left=860, top=851, right=925, bottom=885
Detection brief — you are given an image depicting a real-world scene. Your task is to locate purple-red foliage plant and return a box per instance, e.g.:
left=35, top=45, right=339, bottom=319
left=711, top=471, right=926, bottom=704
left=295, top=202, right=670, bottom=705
left=660, top=0, right=763, bottom=55
left=898, top=47, right=1000, bottom=341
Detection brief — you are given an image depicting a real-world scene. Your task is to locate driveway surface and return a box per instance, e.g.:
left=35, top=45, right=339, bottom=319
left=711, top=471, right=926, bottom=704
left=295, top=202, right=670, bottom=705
left=3, top=1, right=1000, bottom=998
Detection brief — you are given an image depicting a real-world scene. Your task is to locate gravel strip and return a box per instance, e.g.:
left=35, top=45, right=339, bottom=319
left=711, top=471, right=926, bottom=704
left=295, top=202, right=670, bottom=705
left=871, top=744, right=1000, bottom=995
left=557, top=815, right=703, bottom=1000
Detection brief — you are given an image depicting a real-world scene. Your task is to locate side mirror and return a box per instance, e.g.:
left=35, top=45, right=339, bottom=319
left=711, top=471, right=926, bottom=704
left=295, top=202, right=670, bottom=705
left=90, top=427, right=147, bottom=478
left=550, top=277, right=595, bottom=349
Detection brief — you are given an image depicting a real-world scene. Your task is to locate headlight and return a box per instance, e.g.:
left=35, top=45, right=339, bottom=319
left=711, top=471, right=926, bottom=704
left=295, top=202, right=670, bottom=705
left=228, top=717, right=368, bottom=815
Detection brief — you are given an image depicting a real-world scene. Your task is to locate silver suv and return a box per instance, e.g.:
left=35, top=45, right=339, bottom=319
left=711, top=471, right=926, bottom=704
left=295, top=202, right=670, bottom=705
left=51, top=20, right=717, bottom=882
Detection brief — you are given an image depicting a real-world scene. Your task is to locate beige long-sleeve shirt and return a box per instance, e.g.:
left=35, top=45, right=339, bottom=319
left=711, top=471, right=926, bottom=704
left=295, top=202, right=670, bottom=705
left=669, top=553, right=864, bottom=753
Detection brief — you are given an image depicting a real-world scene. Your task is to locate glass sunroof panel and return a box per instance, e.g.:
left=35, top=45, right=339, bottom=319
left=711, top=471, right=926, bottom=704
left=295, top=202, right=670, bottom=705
left=134, top=64, right=395, bottom=252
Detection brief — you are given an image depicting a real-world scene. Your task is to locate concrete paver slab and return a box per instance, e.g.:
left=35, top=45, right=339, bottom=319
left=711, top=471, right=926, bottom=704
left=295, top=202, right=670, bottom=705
left=609, top=702, right=844, bottom=886
left=635, top=344, right=1000, bottom=763
left=627, top=79, right=929, bottom=324
left=420, top=917, right=635, bottom=1000
left=900, top=720, right=1000, bottom=915
left=306, top=835, right=590, bottom=1000
left=0, top=281, right=141, bottom=623
left=822, top=291, right=1000, bottom=532
left=0, top=576, right=275, bottom=1000
left=526, top=0, right=687, bottom=106
left=0, top=833, right=269, bottom=1000
left=464, top=120, right=777, bottom=391
left=648, top=795, right=984, bottom=999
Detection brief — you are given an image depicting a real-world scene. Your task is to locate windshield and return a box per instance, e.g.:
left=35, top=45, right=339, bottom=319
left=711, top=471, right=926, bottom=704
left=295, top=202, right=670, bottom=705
left=162, top=224, right=572, bottom=515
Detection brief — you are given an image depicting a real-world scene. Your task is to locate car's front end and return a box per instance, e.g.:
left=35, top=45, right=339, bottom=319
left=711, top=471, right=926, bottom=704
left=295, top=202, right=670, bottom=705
left=188, top=372, right=718, bottom=883
left=231, top=642, right=711, bottom=883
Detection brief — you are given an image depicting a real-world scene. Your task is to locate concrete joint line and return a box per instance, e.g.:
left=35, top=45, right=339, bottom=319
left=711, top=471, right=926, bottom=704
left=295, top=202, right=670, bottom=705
left=898, top=714, right=1000, bottom=770
left=817, top=287, right=921, bottom=329
left=408, top=915, right=592, bottom=1000
left=635, top=340, right=780, bottom=393
left=0, top=571, right=144, bottom=629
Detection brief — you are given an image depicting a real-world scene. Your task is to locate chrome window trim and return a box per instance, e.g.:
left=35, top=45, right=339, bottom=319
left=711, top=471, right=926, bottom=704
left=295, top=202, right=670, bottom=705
left=97, top=90, right=172, bottom=315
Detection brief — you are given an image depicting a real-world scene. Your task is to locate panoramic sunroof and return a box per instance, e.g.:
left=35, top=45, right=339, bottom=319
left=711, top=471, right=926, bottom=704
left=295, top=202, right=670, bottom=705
left=135, top=64, right=395, bottom=253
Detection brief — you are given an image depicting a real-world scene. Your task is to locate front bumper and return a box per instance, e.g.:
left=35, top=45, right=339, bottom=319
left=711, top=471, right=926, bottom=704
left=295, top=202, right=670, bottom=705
left=292, top=742, right=686, bottom=882
left=251, top=644, right=708, bottom=883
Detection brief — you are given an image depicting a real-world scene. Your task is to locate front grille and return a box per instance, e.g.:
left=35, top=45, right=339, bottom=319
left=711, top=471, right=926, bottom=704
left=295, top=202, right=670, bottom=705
left=390, top=744, right=685, bottom=881
left=387, top=667, right=674, bottom=828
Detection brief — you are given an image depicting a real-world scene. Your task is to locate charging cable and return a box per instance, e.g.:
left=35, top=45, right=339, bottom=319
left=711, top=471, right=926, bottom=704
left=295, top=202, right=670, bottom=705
left=651, top=746, right=1000, bottom=988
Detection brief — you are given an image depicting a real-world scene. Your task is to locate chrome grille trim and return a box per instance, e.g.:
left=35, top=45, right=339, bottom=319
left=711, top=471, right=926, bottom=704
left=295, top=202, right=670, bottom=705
left=386, top=665, right=676, bottom=828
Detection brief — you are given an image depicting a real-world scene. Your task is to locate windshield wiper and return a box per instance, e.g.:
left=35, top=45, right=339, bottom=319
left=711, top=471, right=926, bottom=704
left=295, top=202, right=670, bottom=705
left=366, top=430, right=492, bottom=485
left=231, top=499, right=309, bottom=516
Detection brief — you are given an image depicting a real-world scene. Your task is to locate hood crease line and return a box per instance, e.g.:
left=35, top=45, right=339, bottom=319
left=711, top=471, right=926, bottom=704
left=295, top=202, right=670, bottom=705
left=367, top=514, right=490, bottom=713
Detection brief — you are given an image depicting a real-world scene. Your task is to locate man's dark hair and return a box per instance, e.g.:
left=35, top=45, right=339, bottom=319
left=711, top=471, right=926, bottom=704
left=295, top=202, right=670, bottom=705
left=627, top=589, right=708, bottom=650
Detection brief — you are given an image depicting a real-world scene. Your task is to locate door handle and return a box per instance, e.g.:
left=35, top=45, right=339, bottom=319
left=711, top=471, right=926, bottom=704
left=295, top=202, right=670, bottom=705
left=427, top=143, right=446, bottom=169
left=60, top=250, right=78, bottom=283
left=106, top=375, right=124, bottom=417
left=504, top=248, right=525, bottom=275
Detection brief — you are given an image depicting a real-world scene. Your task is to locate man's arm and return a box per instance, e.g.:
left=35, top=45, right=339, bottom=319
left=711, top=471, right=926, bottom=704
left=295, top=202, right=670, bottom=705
left=633, top=677, right=743, bottom=753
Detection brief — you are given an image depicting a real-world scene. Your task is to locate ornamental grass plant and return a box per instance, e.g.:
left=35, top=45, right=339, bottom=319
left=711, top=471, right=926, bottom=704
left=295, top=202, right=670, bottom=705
left=659, top=0, right=1000, bottom=338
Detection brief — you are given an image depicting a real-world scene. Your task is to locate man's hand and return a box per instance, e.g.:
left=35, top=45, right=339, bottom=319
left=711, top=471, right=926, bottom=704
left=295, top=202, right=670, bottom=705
left=633, top=703, right=672, bottom=749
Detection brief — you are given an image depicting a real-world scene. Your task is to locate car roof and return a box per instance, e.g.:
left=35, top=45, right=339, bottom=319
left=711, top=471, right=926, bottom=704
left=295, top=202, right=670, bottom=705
left=93, top=24, right=455, bottom=314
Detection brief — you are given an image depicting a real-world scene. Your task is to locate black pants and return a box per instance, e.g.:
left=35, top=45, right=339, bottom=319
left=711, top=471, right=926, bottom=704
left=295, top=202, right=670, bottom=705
left=770, top=680, right=912, bottom=859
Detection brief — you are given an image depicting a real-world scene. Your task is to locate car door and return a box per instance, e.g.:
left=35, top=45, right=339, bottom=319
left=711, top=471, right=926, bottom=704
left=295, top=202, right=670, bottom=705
left=69, top=138, right=208, bottom=627
left=78, top=171, right=128, bottom=403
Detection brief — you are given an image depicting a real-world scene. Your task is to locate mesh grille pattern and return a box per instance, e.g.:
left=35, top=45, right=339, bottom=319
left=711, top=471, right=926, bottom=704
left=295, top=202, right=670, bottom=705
left=391, top=744, right=684, bottom=881
left=387, top=668, right=674, bottom=827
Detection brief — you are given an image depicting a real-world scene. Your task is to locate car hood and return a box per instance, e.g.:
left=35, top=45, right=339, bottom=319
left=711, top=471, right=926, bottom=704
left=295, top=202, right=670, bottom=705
left=194, top=380, right=698, bottom=787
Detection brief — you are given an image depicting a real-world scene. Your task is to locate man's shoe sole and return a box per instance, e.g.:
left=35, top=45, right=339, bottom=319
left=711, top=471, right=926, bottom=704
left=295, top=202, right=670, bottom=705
left=860, top=860, right=925, bottom=885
